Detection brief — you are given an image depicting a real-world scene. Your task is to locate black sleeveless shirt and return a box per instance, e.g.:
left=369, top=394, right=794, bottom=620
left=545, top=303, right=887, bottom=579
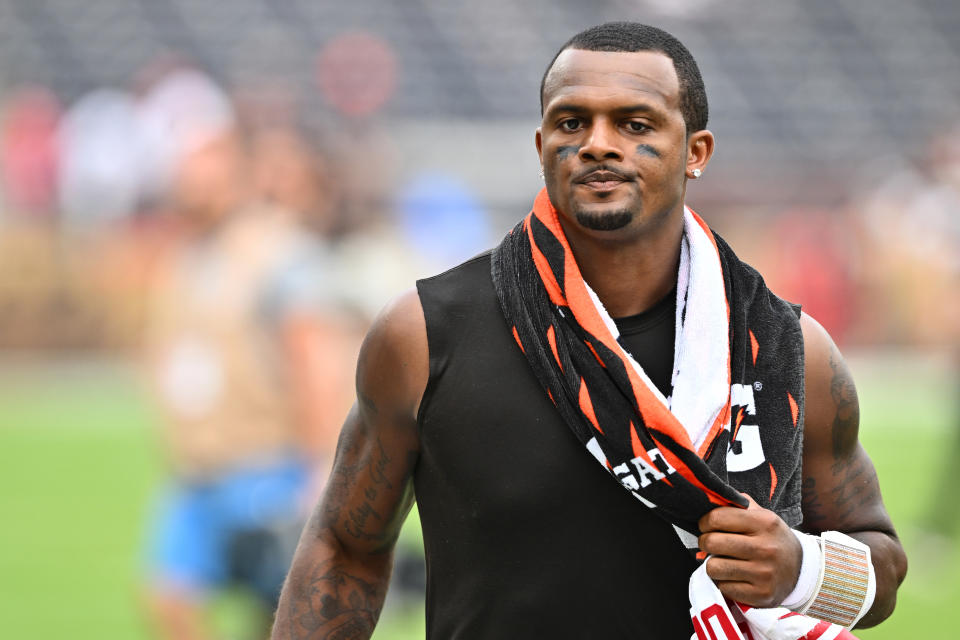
left=415, top=252, right=695, bottom=639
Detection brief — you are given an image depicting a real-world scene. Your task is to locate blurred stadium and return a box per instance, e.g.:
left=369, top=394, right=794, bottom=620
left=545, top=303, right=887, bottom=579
left=0, top=0, right=957, bottom=638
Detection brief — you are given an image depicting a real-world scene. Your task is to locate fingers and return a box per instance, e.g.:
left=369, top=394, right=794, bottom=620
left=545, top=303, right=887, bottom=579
left=699, top=526, right=786, bottom=564
left=699, top=506, right=749, bottom=534
left=705, top=557, right=780, bottom=608
left=700, top=528, right=804, bottom=607
left=698, top=494, right=778, bottom=535
left=698, top=494, right=804, bottom=607
left=698, top=530, right=756, bottom=560
left=713, top=580, right=776, bottom=608
left=705, top=555, right=771, bottom=583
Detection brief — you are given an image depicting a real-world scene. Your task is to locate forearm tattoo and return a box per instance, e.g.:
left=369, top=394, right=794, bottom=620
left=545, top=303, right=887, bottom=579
left=276, top=389, right=419, bottom=639
left=278, top=554, right=388, bottom=640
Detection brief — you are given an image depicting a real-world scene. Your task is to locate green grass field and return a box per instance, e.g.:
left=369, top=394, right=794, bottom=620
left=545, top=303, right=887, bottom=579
left=0, top=355, right=956, bottom=639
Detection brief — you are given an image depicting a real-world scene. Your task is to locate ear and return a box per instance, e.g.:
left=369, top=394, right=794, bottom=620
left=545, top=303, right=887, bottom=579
left=685, top=129, right=715, bottom=179
left=535, top=127, right=543, bottom=165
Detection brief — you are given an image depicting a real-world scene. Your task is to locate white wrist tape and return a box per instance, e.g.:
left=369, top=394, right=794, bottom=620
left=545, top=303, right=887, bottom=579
left=786, top=530, right=875, bottom=629
left=805, top=531, right=875, bottom=628
left=781, top=529, right=822, bottom=609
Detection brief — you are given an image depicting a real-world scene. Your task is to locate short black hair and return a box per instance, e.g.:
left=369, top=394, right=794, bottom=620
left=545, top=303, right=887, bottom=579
left=539, top=22, right=708, bottom=133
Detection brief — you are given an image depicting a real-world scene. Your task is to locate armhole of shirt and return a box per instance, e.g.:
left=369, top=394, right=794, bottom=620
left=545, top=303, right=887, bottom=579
left=414, top=277, right=445, bottom=433
left=789, top=301, right=802, bottom=320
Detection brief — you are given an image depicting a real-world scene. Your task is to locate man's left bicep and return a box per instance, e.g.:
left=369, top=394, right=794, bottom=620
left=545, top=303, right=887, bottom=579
left=798, top=314, right=906, bottom=627
left=798, top=313, right=894, bottom=536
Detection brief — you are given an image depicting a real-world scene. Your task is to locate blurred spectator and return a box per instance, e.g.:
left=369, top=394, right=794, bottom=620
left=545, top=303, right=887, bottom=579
left=766, top=208, right=858, bottom=345
left=57, top=88, right=145, bottom=228
left=248, top=124, right=335, bottom=237
left=136, top=67, right=237, bottom=210
left=397, top=171, right=493, bottom=272
left=853, top=129, right=960, bottom=347
left=141, top=98, right=355, bottom=639
left=887, top=123, right=960, bottom=548
left=0, top=87, right=60, bottom=219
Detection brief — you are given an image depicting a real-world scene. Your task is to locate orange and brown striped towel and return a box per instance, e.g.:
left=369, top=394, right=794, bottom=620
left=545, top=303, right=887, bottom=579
left=492, top=188, right=854, bottom=639
left=493, top=189, right=749, bottom=533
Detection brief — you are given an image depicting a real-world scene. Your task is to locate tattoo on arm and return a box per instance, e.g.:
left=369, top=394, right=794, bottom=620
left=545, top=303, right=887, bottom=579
left=357, top=389, right=379, bottom=416
left=343, top=437, right=394, bottom=542
left=276, top=292, right=427, bottom=640
left=804, top=345, right=881, bottom=531
left=826, top=346, right=881, bottom=524
left=829, top=458, right=880, bottom=525
left=281, top=554, right=389, bottom=640
left=805, top=459, right=880, bottom=531
left=322, top=424, right=410, bottom=551
left=280, top=413, right=417, bottom=638
left=319, top=417, right=364, bottom=529
left=801, top=477, right=828, bottom=531
left=828, top=346, right=859, bottom=459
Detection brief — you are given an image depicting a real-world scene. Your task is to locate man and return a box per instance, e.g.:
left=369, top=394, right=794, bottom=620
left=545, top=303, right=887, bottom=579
left=272, top=23, right=907, bottom=639
left=143, top=122, right=354, bottom=640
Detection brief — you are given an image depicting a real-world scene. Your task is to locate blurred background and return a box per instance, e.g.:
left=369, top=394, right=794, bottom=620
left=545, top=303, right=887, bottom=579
left=0, top=0, right=957, bottom=638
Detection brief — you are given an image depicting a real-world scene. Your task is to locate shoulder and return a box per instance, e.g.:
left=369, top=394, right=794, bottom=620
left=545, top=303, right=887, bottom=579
left=416, top=251, right=497, bottom=328
left=416, top=251, right=493, bottom=294
left=357, top=289, right=430, bottom=421
left=799, top=312, right=837, bottom=371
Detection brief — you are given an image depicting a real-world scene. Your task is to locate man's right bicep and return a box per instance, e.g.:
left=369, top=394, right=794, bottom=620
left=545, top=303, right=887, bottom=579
left=310, top=289, right=427, bottom=554
left=273, top=291, right=426, bottom=640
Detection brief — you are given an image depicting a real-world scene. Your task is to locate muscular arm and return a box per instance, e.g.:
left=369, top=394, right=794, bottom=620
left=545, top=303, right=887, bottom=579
left=797, top=312, right=907, bottom=627
left=698, top=313, right=907, bottom=626
left=272, top=290, right=428, bottom=640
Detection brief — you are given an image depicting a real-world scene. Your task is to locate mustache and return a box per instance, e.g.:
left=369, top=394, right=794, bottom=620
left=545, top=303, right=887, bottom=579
left=572, top=164, right=634, bottom=183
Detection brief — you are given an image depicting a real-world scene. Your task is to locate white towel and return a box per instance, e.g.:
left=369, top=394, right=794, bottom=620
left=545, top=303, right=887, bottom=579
left=689, top=562, right=855, bottom=640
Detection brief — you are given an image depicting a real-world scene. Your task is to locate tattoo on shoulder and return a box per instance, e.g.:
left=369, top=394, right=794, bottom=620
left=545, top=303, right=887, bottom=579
left=828, top=346, right=859, bottom=460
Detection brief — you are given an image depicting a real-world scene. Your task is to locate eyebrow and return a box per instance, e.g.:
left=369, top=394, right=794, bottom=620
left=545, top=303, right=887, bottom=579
left=546, top=102, right=661, bottom=117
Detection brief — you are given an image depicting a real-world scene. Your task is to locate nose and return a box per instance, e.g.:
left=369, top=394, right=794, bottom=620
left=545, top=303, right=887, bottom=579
left=579, top=119, right=623, bottom=162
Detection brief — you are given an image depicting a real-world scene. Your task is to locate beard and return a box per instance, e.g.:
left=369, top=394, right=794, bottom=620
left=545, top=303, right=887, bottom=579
left=574, top=206, right=634, bottom=231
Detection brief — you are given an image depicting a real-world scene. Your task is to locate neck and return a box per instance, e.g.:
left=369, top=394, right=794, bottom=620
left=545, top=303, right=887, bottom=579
left=559, top=208, right=684, bottom=318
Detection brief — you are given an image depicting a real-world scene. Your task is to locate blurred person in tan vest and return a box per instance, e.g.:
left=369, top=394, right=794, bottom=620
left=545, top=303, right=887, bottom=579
left=849, top=121, right=960, bottom=565
left=142, top=118, right=356, bottom=640
left=897, top=123, right=960, bottom=554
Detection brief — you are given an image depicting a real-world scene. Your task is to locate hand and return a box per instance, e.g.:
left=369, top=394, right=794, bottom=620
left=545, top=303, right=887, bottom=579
left=697, top=493, right=802, bottom=608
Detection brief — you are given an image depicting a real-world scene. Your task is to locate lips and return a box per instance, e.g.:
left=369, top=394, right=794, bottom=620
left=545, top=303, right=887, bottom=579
left=576, top=169, right=632, bottom=191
